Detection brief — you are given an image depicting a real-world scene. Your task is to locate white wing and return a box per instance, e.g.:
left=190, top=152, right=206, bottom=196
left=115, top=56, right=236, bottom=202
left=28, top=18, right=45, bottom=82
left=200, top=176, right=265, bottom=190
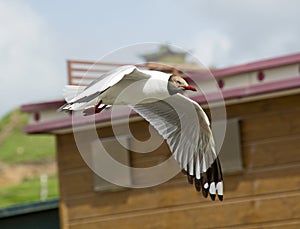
left=69, top=65, right=151, bottom=104
left=59, top=65, right=151, bottom=111
left=132, top=93, right=223, bottom=200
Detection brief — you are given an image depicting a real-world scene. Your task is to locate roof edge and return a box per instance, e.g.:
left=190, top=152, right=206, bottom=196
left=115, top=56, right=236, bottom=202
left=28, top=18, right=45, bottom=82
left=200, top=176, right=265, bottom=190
left=23, top=77, right=300, bottom=134
left=0, top=199, right=59, bottom=218
left=21, top=100, right=65, bottom=113
left=210, top=52, right=300, bottom=78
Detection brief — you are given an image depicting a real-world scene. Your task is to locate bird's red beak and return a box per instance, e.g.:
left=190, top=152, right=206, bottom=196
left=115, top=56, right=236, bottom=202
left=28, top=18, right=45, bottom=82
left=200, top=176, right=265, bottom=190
left=183, top=85, right=197, bottom=91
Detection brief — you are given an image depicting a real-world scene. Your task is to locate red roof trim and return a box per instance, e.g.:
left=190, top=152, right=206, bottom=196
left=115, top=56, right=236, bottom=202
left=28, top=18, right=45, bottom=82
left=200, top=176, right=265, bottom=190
left=23, top=117, right=72, bottom=134
left=21, top=100, right=65, bottom=112
left=210, top=52, right=300, bottom=78
left=23, top=107, right=138, bottom=134
left=192, top=76, right=300, bottom=103
left=23, top=76, right=300, bottom=134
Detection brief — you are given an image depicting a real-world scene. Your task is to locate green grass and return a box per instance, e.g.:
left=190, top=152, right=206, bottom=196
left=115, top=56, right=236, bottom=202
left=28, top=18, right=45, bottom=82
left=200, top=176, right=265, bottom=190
left=0, top=109, right=59, bottom=208
left=0, top=109, right=28, bottom=131
left=0, top=132, right=56, bottom=164
left=0, top=109, right=56, bottom=164
left=0, top=175, right=59, bottom=208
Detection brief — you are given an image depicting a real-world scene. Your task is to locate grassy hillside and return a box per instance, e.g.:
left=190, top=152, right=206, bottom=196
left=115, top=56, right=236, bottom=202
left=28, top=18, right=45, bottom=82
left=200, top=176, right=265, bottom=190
left=0, top=175, right=58, bottom=207
left=0, top=109, right=55, bottom=164
left=0, top=109, right=58, bottom=208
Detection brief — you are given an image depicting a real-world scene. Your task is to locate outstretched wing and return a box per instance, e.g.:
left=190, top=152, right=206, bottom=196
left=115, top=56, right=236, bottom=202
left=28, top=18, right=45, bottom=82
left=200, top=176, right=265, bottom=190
left=132, top=93, right=223, bottom=200
left=71, top=65, right=151, bottom=104
left=59, top=65, right=151, bottom=111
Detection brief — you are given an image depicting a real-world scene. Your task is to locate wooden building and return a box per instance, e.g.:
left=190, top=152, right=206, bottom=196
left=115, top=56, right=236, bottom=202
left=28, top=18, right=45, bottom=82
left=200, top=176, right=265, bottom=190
left=21, top=53, right=300, bottom=228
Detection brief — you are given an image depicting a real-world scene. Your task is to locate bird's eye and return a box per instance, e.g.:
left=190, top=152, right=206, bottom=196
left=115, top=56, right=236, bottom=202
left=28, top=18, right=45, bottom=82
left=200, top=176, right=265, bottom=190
left=176, top=80, right=181, bottom=84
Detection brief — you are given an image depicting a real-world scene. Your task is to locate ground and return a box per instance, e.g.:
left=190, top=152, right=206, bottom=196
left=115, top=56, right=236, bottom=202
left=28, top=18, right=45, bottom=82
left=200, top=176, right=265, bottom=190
left=0, top=159, right=56, bottom=186
left=0, top=109, right=58, bottom=207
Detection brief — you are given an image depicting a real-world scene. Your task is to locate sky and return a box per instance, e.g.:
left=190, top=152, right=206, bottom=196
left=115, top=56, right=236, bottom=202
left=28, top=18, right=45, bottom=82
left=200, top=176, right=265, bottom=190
left=1, top=0, right=300, bottom=117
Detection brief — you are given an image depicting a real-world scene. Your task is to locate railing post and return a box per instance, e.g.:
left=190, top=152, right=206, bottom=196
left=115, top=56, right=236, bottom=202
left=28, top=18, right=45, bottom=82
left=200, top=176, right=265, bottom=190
left=67, top=60, right=72, bottom=85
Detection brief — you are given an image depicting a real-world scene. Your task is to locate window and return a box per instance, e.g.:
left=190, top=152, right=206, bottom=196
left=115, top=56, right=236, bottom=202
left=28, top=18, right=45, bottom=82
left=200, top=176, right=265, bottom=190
left=91, top=136, right=131, bottom=192
left=91, top=118, right=242, bottom=192
left=214, top=118, right=243, bottom=173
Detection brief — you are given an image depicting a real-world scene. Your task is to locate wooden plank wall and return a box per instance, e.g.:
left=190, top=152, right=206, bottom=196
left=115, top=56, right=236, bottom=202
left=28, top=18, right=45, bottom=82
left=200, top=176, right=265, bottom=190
left=56, top=93, right=300, bottom=229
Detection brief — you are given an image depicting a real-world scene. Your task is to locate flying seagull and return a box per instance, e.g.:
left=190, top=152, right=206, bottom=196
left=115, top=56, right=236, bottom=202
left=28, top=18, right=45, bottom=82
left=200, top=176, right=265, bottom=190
left=59, top=65, right=223, bottom=201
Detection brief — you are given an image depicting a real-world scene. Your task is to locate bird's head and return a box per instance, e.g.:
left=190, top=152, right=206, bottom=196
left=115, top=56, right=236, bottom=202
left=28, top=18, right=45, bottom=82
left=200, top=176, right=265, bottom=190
left=168, top=75, right=197, bottom=94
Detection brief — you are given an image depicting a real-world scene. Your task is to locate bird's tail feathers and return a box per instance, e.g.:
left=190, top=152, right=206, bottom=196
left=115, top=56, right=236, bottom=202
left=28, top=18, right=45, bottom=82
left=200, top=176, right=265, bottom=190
left=58, top=100, right=96, bottom=112
left=63, top=85, right=86, bottom=103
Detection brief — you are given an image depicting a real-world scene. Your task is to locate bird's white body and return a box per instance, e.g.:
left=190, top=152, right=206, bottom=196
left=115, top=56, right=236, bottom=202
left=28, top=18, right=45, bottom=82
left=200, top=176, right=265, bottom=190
left=60, top=65, right=223, bottom=201
left=100, top=70, right=171, bottom=105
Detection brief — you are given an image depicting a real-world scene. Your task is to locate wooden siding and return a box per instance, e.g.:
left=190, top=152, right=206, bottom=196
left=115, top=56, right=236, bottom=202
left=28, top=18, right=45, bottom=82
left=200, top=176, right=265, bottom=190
left=56, top=93, right=300, bottom=229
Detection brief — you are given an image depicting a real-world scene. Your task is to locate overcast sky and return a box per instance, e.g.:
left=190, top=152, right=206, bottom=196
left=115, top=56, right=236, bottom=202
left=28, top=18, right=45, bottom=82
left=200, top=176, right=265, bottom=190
left=1, top=0, right=300, bottom=118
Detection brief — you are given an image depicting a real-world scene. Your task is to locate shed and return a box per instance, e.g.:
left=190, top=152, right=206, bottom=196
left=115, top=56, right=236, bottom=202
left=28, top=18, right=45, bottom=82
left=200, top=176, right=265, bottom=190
left=21, top=53, right=300, bottom=228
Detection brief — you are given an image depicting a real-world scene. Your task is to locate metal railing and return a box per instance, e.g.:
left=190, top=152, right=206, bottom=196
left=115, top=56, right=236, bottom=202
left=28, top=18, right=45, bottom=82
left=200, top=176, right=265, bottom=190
left=67, top=60, right=206, bottom=86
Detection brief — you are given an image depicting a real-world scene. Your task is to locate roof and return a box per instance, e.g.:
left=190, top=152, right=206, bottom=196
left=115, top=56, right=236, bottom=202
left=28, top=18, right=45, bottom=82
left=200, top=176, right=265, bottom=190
left=22, top=107, right=137, bottom=134
left=0, top=199, right=59, bottom=218
left=210, top=52, right=300, bottom=78
left=21, top=52, right=300, bottom=134
left=21, top=100, right=65, bottom=113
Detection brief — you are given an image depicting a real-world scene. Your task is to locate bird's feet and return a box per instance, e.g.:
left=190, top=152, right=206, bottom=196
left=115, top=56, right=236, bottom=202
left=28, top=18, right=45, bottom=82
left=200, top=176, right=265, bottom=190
left=83, top=100, right=107, bottom=116
left=83, top=105, right=107, bottom=116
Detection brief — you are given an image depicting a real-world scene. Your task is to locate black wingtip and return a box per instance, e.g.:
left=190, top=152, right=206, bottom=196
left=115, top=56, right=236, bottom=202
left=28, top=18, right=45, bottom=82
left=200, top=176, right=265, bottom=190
left=187, top=175, right=194, bottom=184
left=218, top=195, right=223, bottom=201
left=181, top=156, right=224, bottom=201
left=202, top=187, right=209, bottom=198
left=195, top=179, right=201, bottom=192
